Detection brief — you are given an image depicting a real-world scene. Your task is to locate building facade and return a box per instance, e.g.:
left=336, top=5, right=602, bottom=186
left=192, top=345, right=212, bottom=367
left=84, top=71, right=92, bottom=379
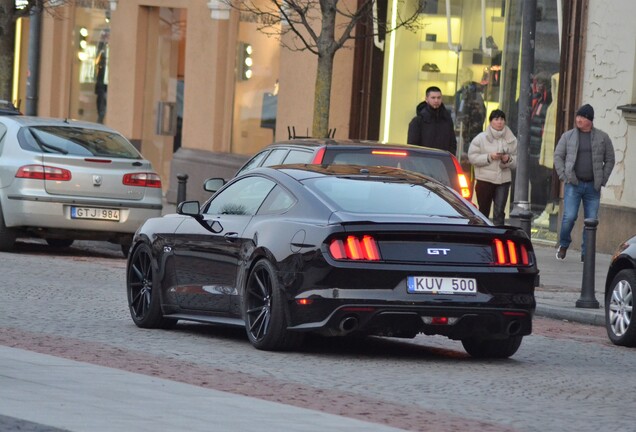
left=11, top=0, right=636, bottom=253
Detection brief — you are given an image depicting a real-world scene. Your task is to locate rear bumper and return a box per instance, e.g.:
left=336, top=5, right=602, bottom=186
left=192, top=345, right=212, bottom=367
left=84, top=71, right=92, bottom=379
left=286, top=280, right=535, bottom=340
left=288, top=303, right=533, bottom=340
left=3, top=194, right=162, bottom=234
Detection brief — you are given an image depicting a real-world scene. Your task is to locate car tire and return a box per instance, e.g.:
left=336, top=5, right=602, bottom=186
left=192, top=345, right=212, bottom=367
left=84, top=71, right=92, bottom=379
left=0, top=203, right=17, bottom=251
left=46, top=238, right=74, bottom=248
left=244, top=259, right=304, bottom=351
left=127, top=242, right=177, bottom=329
left=605, top=269, right=636, bottom=346
left=461, top=335, right=523, bottom=359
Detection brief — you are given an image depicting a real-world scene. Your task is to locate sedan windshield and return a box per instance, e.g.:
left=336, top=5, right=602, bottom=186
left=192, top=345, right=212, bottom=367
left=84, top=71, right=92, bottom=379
left=306, top=176, right=475, bottom=218
left=19, top=126, right=142, bottom=159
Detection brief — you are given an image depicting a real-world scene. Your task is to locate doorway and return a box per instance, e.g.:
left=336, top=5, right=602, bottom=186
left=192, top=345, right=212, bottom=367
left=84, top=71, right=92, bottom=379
left=139, top=7, right=186, bottom=190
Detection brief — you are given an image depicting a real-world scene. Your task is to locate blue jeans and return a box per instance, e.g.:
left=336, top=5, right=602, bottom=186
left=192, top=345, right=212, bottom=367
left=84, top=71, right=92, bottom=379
left=559, top=181, right=600, bottom=256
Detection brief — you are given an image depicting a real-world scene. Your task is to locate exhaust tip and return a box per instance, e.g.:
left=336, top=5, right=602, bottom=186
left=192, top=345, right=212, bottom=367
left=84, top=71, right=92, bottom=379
left=339, top=315, right=359, bottom=333
left=507, top=320, right=521, bottom=336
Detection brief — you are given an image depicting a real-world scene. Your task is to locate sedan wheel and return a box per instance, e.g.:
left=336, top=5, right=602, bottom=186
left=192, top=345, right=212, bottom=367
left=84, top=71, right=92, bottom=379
left=0, top=204, right=16, bottom=251
left=46, top=238, right=74, bottom=248
left=461, top=335, right=523, bottom=359
left=606, top=269, right=636, bottom=346
left=127, top=243, right=176, bottom=329
left=244, top=259, right=304, bottom=351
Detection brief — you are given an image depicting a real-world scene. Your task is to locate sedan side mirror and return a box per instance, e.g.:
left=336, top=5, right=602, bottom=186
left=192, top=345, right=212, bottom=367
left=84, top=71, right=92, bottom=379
left=204, top=178, right=225, bottom=193
left=177, top=200, right=200, bottom=216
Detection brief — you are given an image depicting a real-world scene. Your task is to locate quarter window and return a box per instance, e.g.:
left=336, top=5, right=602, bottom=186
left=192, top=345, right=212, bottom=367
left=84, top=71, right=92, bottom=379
left=261, top=148, right=288, bottom=166
left=282, top=149, right=313, bottom=164
left=204, top=176, right=276, bottom=216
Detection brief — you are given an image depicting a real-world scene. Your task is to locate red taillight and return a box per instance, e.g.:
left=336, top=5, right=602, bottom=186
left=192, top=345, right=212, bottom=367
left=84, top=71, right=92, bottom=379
left=457, top=173, right=471, bottom=199
left=123, top=172, right=162, bottom=188
left=450, top=154, right=472, bottom=200
left=493, top=239, right=530, bottom=266
left=371, top=150, right=408, bottom=157
left=329, top=235, right=381, bottom=261
left=15, top=164, right=71, bottom=181
left=311, top=147, right=326, bottom=163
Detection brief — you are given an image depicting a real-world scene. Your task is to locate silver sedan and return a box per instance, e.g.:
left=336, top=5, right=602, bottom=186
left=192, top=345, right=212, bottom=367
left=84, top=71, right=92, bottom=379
left=0, top=116, right=162, bottom=255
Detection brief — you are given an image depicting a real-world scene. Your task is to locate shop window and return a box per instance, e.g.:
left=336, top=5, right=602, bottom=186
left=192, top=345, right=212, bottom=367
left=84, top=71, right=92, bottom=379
left=231, top=2, right=281, bottom=156
left=381, top=0, right=561, bottom=240
left=70, top=5, right=111, bottom=124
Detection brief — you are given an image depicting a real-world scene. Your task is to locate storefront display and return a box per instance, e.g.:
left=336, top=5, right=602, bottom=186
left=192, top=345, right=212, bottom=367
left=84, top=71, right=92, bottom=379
left=381, top=0, right=560, bottom=238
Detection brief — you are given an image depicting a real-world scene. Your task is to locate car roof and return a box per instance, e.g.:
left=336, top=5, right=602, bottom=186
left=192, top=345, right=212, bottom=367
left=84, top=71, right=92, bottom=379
left=265, top=139, right=452, bottom=156
left=0, top=115, right=116, bottom=131
left=259, top=163, right=440, bottom=184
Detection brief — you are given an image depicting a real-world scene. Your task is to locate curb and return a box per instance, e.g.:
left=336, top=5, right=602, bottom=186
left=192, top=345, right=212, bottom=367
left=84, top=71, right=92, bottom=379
left=535, top=304, right=605, bottom=327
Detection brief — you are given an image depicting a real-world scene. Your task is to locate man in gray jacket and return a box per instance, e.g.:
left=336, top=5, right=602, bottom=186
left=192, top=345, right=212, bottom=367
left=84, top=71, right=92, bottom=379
left=553, top=104, right=615, bottom=261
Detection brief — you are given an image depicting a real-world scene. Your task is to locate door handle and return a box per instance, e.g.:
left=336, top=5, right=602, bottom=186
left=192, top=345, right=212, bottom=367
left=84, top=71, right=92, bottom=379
left=224, top=232, right=239, bottom=241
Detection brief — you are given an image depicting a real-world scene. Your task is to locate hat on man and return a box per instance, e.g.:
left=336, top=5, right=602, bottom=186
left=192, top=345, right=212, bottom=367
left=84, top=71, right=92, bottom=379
left=576, top=104, right=594, bottom=121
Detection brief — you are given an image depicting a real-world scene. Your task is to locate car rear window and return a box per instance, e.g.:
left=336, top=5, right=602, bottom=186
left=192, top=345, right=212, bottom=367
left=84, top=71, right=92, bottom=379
left=325, top=149, right=454, bottom=187
left=306, top=176, right=472, bottom=218
left=18, top=126, right=142, bottom=159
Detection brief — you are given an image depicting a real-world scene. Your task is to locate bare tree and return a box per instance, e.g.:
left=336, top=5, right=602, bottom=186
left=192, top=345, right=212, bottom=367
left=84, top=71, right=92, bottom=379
left=0, top=0, right=68, bottom=105
left=232, top=0, right=423, bottom=138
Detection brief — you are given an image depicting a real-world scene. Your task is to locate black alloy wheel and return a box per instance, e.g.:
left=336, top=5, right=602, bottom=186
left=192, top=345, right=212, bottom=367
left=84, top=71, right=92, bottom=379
left=605, top=269, right=636, bottom=346
left=244, top=259, right=304, bottom=351
left=0, top=203, right=16, bottom=251
left=127, top=243, right=176, bottom=329
left=461, top=335, right=523, bottom=359
left=45, top=238, right=75, bottom=248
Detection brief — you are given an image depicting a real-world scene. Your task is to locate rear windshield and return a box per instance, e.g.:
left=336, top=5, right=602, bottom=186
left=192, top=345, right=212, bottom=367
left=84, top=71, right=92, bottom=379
left=305, top=176, right=474, bottom=218
left=323, top=149, right=455, bottom=187
left=18, top=126, right=142, bottom=159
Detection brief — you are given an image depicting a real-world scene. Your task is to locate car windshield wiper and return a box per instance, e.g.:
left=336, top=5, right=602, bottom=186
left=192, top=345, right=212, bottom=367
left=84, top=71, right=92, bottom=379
left=30, top=130, right=69, bottom=155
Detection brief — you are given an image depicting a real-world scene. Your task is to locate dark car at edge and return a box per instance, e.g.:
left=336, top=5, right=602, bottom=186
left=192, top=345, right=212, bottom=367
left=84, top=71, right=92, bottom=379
left=605, top=235, right=636, bottom=346
left=127, top=165, right=537, bottom=358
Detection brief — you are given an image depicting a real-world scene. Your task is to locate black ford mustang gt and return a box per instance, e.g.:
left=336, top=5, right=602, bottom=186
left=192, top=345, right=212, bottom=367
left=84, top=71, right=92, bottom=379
left=127, top=164, right=538, bottom=358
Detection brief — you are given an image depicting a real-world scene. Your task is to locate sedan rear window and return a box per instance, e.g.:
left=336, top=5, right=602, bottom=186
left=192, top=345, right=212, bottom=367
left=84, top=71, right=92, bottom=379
left=306, top=176, right=473, bottom=218
left=326, top=150, right=454, bottom=187
left=18, top=126, right=141, bottom=159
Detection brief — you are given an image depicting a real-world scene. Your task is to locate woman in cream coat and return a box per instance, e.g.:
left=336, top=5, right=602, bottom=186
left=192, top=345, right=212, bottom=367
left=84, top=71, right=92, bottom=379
left=468, top=109, right=518, bottom=225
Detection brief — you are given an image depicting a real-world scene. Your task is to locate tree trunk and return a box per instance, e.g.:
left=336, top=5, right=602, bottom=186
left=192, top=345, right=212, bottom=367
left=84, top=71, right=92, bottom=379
left=312, top=52, right=335, bottom=138
left=0, top=0, right=16, bottom=101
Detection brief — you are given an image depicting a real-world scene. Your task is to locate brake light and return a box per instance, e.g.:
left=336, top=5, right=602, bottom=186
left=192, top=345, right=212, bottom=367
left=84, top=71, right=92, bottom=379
left=450, top=155, right=472, bottom=200
left=15, top=165, right=71, bottom=181
left=329, top=235, right=381, bottom=261
left=371, top=150, right=408, bottom=157
left=311, top=147, right=326, bottom=163
left=493, top=239, right=530, bottom=266
left=122, top=172, right=162, bottom=188
left=84, top=158, right=112, bottom=163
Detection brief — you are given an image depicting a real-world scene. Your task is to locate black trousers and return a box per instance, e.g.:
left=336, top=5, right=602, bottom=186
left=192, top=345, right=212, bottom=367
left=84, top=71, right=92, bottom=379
left=474, top=180, right=511, bottom=226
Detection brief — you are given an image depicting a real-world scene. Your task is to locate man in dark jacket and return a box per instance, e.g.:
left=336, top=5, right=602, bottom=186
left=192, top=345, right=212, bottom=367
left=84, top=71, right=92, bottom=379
left=407, top=86, right=457, bottom=155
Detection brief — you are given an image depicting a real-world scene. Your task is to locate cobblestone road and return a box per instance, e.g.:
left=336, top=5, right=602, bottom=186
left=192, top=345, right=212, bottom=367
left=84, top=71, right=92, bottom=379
left=1, top=240, right=635, bottom=432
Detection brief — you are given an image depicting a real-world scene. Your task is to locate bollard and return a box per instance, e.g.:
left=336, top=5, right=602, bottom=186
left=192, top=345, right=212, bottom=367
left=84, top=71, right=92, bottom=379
left=176, top=173, right=189, bottom=205
left=519, top=210, right=533, bottom=238
left=576, top=218, right=599, bottom=308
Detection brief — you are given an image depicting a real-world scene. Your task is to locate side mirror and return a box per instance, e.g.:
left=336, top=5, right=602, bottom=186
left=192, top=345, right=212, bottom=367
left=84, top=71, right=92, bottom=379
left=177, top=200, right=200, bottom=216
left=204, top=178, right=225, bottom=193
